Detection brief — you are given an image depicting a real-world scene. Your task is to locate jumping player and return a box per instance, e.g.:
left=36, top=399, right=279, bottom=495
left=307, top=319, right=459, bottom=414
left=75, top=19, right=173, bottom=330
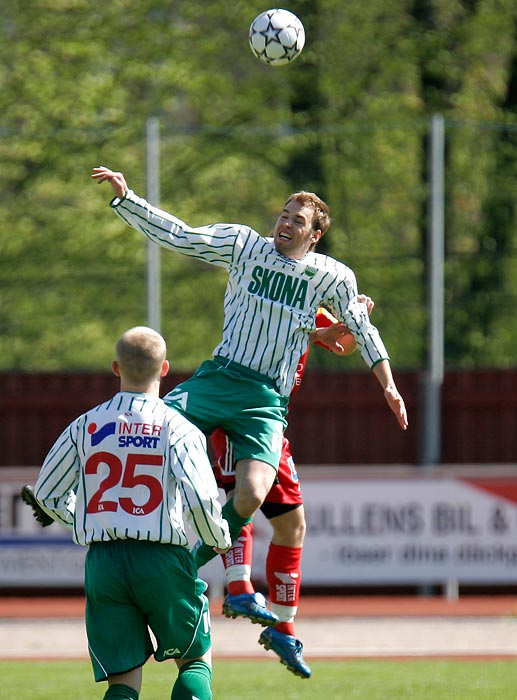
left=212, top=304, right=369, bottom=678
left=31, top=327, right=231, bottom=700
left=92, top=166, right=408, bottom=579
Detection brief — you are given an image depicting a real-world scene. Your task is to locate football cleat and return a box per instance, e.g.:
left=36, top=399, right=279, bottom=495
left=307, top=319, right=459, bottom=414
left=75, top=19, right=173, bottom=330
left=222, top=592, right=279, bottom=627
left=259, top=627, right=312, bottom=678
left=20, top=485, right=54, bottom=527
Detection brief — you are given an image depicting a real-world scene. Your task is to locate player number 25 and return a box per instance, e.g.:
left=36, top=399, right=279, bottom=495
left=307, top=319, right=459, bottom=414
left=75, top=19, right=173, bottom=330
left=85, top=451, right=163, bottom=515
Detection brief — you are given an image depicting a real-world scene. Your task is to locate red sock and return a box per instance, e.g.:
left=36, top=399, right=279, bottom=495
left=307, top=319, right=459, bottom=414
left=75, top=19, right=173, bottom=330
left=221, top=522, right=255, bottom=595
left=266, top=543, right=302, bottom=637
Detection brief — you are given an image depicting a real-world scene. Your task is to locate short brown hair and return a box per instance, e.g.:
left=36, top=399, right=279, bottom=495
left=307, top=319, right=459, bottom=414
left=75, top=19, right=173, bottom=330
left=286, top=191, right=331, bottom=236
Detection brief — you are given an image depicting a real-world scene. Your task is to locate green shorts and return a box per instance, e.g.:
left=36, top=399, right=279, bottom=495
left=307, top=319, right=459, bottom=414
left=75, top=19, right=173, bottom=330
left=85, top=540, right=211, bottom=682
left=163, top=356, right=289, bottom=471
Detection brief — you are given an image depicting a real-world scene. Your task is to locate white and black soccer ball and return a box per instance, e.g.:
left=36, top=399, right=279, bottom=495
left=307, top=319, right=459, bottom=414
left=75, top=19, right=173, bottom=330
left=249, top=8, right=305, bottom=66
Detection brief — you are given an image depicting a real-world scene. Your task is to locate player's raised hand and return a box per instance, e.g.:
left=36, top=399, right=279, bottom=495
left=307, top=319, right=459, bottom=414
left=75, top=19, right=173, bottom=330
left=91, top=166, right=128, bottom=199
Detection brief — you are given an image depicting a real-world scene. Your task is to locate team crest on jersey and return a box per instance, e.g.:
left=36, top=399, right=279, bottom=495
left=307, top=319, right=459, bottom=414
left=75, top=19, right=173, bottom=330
left=88, top=422, right=116, bottom=446
left=304, top=266, right=317, bottom=278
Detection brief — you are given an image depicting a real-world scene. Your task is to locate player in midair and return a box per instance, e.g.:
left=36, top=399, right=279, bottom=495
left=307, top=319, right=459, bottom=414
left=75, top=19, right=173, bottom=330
left=213, top=304, right=370, bottom=678
left=92, top=166, right=408, bottom=580
left=31, top=326, right=231, bottom=700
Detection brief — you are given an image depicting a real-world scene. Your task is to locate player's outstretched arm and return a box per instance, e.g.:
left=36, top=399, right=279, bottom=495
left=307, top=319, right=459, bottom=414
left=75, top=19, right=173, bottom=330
left=91, top=166, right=128, bottom=199
left=372, top=359, right=408, bottom=431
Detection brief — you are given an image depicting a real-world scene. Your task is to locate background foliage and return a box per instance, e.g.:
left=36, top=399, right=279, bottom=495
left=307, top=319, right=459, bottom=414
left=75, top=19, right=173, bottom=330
left=2, top=0, right=517, bottom=371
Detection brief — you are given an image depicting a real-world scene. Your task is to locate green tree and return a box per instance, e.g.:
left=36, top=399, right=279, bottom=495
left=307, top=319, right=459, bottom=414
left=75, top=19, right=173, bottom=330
left=2, top=0, right=517, bottom=372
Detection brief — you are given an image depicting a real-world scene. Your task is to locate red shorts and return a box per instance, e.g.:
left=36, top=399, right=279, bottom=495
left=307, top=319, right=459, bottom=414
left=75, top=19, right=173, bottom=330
left=210, top=428, right=303, bottom=507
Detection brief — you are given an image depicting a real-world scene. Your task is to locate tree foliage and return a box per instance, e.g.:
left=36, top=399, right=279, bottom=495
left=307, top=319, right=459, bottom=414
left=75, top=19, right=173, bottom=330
left=1, top=0, right=517, bottom=371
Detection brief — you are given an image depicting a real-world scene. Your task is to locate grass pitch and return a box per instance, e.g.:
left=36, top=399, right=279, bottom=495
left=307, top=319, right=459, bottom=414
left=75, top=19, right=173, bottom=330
left=2, top=658, right=517, bottom=699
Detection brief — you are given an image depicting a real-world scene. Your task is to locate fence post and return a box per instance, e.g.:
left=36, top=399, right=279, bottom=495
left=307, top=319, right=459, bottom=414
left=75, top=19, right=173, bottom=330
left=419, top=113, right=445, bottom=468
left=146, top=117, right=161, bottom=333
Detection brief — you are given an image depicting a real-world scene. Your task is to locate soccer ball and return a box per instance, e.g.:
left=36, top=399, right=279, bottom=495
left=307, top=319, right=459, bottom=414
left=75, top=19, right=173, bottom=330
left=249, top=8, right=305, bottom=66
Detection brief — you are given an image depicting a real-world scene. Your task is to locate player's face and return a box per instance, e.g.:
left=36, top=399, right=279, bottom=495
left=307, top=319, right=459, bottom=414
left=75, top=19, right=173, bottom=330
left=273, top=199, right=322, bottom=260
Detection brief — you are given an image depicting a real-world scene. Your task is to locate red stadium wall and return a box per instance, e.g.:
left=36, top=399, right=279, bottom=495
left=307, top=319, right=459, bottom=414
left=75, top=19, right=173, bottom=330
left=1, top=369, right=517, bottom=467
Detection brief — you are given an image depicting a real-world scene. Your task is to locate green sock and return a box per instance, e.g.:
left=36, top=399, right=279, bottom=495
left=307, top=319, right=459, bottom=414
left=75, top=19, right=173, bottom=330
left=194, top=498, right=252, bottom=568
left=103, top=684, right=139, bottom=700
left=171, top=660, right=212, bottom=700
left=223, top=498, right=253, bottom=539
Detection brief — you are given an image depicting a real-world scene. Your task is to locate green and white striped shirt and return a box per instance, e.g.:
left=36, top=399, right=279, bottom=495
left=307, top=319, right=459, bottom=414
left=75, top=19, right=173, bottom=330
left=34, top=392, right=231, bottom=549
left=112, top=191, right=389, bottom=396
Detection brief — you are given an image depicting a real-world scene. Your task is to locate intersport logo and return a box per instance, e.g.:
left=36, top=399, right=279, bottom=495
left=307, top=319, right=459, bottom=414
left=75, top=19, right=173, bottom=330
left=88, top=422, right=116, bottom=446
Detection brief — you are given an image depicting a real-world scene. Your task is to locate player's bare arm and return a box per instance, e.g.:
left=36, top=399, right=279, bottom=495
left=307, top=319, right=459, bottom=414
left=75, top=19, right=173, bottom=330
left=91, top=166, right=127, bottom=199
left=372, top=359, right=408, bottom=431
left=344, top=295, right=408, bottom=432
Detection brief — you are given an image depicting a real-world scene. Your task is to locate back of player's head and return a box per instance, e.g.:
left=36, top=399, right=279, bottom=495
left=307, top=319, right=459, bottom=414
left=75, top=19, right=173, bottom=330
left=115, top=326, right=166, bottom=384
left=286, top=191, right=331, bottom=237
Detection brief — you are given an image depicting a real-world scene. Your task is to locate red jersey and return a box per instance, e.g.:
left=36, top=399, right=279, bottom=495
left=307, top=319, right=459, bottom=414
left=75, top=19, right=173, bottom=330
left=292, top=306, right=342, bottom=395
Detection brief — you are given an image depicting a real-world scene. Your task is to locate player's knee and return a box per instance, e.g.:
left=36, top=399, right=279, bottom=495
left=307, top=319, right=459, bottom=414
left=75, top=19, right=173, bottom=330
left=295, top=516, right=307, bottom=543
left=233, top=490, right=264, bottom=518
left=103, top=684, right=139, bottom=700
left=272, top=507, right=306, bottom=547
left=280, top=523, right=305, bottom=547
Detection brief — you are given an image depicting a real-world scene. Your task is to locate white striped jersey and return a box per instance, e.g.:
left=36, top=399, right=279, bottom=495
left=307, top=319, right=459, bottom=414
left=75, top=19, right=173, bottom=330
left=112, top=191, right=389, bottom=396
left=34, top=392, right=231, bottom=549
